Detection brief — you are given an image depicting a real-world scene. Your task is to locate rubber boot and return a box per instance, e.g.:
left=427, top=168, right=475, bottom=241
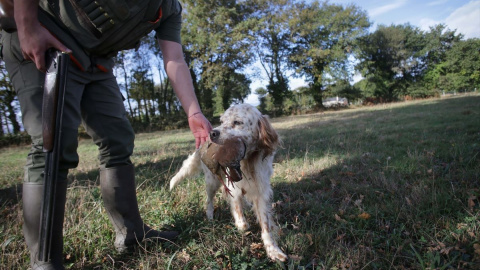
left=22, top=181, right=67, bottom=270
left=100, top=164, right=178, bottom=252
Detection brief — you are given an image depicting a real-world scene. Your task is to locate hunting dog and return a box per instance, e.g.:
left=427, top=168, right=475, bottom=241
left=170, top=104, right=287, bottom=261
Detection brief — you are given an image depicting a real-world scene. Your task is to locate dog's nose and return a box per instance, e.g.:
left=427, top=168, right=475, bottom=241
left=209, top=130, right=220, bottom=142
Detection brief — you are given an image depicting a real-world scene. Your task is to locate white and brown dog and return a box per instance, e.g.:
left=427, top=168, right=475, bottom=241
left=170, top=104, right=287, bottom=261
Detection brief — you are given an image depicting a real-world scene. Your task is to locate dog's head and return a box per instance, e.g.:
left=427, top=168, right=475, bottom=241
left=209, top=104, right=279, bottom=158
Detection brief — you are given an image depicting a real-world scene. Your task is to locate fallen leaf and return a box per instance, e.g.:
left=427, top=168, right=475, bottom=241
left=358, top=212, right=371, bottom=220
left=288, top=254, right=303, bottom=261
left=354, top=198, right=363, bottom=208
left=306, top=234, right=313, bottom=245
left=406, top=197, right=412, bottom=206
left=474, top=244, right=480, bottom=256
left=179, top=249, right=191, bottom=262
left=330, top=179, right=337, bottom=188
left=335, top=233, right=346, bottom=241
left=340, top=171, right=355, bottom=176
left=250, top=242, right=264, bottom=258
left=250, top=243, right=263, bottom=249
left=468, top=196, right=476, bottom=210
left=334, top=214, right=346, bottom=223
left=440, top=246, right=454, bottom=255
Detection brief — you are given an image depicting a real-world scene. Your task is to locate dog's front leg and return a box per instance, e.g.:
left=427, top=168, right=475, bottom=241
left=204, top=168, right=221, bottom=220
left=252, top=193, right=287, bottom=262
left=227, top=187, right=249, bottom=231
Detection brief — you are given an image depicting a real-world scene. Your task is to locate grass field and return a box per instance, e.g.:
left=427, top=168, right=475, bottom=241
left=1, top=94, right=479, bottom=269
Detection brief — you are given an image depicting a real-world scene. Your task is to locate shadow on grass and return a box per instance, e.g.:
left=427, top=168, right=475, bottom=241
left=0, top=184, right=22, bottom=206
left=268, top=95, right=480, bottom=268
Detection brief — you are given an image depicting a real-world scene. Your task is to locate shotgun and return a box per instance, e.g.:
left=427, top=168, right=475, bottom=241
left=0, top=0, right=16, bottom=32
left=39, top=49, right=69, bottom=263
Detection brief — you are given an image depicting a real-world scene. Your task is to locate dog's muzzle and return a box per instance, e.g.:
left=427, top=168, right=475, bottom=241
left=209, top=129, right=220, bottom=143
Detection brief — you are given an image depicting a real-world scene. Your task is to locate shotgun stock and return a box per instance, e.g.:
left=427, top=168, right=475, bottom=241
left=39, top=49, right=69, bottom=263
left=0, top=0, right=16, bottom=32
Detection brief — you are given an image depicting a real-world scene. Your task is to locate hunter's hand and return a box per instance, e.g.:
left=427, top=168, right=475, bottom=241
left=188, top=112, right=213, bottom=149
left=17, top=21, right=70, bottom=72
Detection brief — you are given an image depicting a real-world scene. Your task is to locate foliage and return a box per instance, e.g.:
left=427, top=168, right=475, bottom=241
left=440, top=38, right=480, bottom=92
left=0, top=60, right=21, bottom=135
left=0, top=132, right=31, bottom=148
left=356, top=24, right=425, bottom=101
left=419, top=24, right=462, bottom=92
left=252, top=0, right=293, bottom=116
left=289, top=0, right=370, bottom=108
left=1, top=1, right=480, bottom=134
left=260, top=86, right=317, bottom=115
left=181, top=0, right=255, bottom=116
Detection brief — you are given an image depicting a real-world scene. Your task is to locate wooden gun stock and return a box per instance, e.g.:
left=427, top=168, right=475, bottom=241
left=0, top=0, right=15, bottom=32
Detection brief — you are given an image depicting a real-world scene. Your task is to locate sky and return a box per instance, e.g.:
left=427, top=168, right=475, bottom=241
left=244, top=0, right=480, bottom=105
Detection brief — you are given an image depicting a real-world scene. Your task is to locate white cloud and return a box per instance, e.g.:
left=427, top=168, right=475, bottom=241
left=445, top=0, right=480, bottom=38
left=418, top=18, right=442, bottom=31
left=369, top=0, right=407, bottom=17
left=244, top=93, right=260, bottom=106
left=289, top=77, right=308, bottom=90
left=427, top=0, right=448, bottom=7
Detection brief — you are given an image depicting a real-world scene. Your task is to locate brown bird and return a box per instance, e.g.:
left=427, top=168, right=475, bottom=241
left=199, top=137, right=246, bottom=196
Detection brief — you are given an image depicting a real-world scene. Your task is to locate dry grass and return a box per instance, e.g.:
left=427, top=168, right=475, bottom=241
left=1, top=94, right=479, bottom=269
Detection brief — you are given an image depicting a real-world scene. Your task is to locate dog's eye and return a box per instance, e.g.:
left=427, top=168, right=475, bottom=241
left=233, top=120, right=243, bottom=126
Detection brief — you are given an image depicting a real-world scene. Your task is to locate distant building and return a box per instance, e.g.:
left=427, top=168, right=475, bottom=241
left=323, top=96, right=348, bottom=107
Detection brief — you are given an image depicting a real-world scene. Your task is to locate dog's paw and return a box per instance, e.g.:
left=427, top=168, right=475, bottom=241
left=206, top=208, right=214, bottom=220
left=169, top=177, right=178, bottom=191
left=266, top=245, right=287, bottom=262
left=235, top=220, right=250, bottom=231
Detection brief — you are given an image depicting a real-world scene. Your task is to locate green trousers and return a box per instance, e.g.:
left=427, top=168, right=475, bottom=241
left=1, top=31, right=135, bottom=183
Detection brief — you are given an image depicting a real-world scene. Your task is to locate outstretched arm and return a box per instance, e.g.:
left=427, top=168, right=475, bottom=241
left=158, top=39, right=212, bottom=148
left=14, top=0, right=70, bottom=71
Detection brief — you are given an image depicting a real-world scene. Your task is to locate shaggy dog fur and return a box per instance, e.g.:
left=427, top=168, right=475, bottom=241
left=170, top=104, right=287, bottom=261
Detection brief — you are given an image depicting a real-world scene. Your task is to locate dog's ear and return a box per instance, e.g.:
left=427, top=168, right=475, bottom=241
left=257, top=115, right=280, bottom=157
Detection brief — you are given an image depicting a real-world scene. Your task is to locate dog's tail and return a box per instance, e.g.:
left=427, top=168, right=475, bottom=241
left=170, top=150, right=202, bottom=190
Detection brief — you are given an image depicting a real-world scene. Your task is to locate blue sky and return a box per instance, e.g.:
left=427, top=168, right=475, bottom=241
left=337, top=0, right=480, bottom=39
left=245, top=0, right=480, bottom=105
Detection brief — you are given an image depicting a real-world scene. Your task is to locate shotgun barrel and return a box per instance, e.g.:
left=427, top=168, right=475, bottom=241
left=39, top=49, right=69, bottom=263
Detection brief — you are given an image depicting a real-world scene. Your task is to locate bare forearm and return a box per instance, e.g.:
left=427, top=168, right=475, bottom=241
left=14, top=0, right=39, bottom=31
left=159, top=40, right=202, bottom=116
left=158, top=39, right=212, bottom=147
left=13, top=0, right=69, bottom=71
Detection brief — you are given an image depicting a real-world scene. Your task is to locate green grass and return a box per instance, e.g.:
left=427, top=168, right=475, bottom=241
left=1, top=94, right=479, bottom=269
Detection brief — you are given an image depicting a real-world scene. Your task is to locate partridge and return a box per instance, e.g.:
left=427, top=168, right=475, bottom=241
left=199, top=137, right=246, bottom=196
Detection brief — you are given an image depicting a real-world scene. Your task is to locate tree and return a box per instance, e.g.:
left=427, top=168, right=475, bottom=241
left=326, top=80, right=362, bottom=103
left=253, top=0, right=293, bottom=115
left=114, top=51, right=136, bottom=121
left=419, top=24, right=462, bottom=94
left=181, top=0, right=255, bottom=116
left=127, top=40, right=157, bottom=129
left=214, top=71, right=251, bottom=114
left=356, top=24, right=425, bottom=101
left=0, top=61, right=21, bottom=134
left=255, top=87, right=268, bottom=113
left=143, top=33, right=180, bottom=117
left=289, top=0, right=370, bottom=109
left=441, top=38, right=480, bottom=92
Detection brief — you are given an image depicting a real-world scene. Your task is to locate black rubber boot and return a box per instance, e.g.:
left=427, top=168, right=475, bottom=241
left=22, top=181, right=67, bottom=270
left=100, top=164, right=178, bottom=252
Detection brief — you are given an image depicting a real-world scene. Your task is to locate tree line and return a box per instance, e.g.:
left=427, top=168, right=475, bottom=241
left=1, top=0, right=479, bottom=136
